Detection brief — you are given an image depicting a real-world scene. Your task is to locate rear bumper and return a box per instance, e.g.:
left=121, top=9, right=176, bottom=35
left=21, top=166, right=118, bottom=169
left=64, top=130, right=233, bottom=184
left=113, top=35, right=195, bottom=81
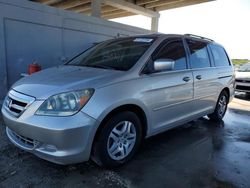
left=2, top=106, right=99, bottom=165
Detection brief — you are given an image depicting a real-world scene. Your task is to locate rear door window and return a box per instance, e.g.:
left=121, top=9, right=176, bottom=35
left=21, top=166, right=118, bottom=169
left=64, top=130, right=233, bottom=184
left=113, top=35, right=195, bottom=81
left=186, top=39, right=211, bottom=69
left=210, top=44, right=230, bottom=67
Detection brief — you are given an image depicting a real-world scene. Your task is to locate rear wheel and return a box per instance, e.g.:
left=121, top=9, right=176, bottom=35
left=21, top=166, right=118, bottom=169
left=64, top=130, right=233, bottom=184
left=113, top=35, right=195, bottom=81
left=91, top=111, right=142, bottom=168
left=208, top=90, right=229, bottom=121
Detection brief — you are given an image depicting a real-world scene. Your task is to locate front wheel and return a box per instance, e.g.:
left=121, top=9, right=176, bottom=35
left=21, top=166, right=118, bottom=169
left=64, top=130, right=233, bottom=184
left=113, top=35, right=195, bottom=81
left=208, top=90, right=229, bottom=121
left=91, top=111, right=142, bottom=168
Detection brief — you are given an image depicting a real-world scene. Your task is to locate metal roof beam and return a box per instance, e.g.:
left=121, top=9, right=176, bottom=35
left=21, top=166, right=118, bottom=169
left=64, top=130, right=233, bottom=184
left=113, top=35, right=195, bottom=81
left=103, top=12, right=135, bottom=19
left=33, top=0, right=61, bottom=5
left=68, top=3, right=91, bottom=12
left=102, top=9, right=128, bottom=17
left=53, top=0, right=90, bottom=9
left=155, top=0, right=213, bottom=11
left=103, top=0, right=160, bottom=18
left=136, top=0, right=159, bottom=6
left=145, top=0, right=183, bottom=9
left=101, top=5, right=118, bottom=13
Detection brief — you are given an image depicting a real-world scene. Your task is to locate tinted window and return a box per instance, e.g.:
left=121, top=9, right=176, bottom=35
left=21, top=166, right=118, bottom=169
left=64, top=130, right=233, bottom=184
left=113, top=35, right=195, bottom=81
left=187, top=39, right=211, bottom=69
left=154, top=40, right=187, bottom=70
left=210, top=44, right=230, bottom=67
left=67, top=37, right=155, bottom=71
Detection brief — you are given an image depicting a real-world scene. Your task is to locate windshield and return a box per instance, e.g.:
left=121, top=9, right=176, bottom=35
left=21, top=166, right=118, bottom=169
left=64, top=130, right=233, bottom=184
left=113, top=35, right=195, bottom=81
left=67, top=37, right=155, bottom=71
left=238, top=63, right=250, bottom=72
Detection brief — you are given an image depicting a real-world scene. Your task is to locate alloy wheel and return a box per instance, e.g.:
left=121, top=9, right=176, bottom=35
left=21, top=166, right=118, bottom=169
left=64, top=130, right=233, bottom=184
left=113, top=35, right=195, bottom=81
left=107, top=121, right=136, bottom=160
left=218, top=95, right=227, bottom=117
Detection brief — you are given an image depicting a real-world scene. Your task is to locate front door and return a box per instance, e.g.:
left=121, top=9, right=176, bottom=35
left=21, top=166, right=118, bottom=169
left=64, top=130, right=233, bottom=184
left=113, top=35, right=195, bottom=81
left=142, top=38, right=194, bottom=134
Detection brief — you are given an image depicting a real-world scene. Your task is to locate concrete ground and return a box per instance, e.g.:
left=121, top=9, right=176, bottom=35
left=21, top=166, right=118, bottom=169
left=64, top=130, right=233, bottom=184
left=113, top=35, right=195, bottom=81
left=1, top=93, right=250, bottom=188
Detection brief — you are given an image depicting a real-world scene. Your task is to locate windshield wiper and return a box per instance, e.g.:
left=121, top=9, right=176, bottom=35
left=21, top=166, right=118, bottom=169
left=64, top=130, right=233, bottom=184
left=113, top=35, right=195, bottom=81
left=88, top=65, right=112, bottom=69
left=68, top=64, right=122, bottom=71
left=85, top=64, right=121, bottom=70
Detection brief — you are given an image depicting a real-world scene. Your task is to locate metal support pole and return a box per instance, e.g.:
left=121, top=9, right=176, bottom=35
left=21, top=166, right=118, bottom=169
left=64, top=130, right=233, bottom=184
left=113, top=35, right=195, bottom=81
left=151, top=16, right=159, bottom=32
left=91, top=0, right=102, bottom=17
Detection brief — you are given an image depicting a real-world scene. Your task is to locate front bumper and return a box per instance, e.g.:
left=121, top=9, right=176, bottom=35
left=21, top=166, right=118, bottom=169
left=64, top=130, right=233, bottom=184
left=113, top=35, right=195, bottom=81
left=1, top=104, right=99, bottom=165
left=235, top=81, right=250, bottom=93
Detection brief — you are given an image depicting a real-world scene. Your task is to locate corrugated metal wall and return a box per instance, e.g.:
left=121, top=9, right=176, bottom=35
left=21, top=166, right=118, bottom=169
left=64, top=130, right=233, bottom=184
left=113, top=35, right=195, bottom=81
left=0, top=0, right=149, bottom=104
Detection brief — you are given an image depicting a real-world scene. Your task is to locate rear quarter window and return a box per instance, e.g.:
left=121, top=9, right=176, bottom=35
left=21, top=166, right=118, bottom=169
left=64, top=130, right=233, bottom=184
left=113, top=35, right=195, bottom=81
left=210, top=44, right=231, bottom=67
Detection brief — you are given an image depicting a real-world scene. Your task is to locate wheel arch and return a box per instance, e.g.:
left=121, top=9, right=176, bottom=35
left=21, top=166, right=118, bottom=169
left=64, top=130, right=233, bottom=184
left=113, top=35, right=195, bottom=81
left=92, top=104, right=148, bottom=146
left=222, top=87, right=230, bottom=102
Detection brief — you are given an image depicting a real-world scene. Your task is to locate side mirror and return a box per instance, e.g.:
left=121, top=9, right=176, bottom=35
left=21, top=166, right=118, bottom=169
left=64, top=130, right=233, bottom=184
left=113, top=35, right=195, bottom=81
left=154, top=59, right=175, bottom=72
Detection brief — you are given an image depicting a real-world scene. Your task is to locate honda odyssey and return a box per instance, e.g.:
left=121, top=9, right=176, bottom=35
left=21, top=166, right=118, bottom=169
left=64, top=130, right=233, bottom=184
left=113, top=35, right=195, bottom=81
left=1, top=34, right=235, bottom=167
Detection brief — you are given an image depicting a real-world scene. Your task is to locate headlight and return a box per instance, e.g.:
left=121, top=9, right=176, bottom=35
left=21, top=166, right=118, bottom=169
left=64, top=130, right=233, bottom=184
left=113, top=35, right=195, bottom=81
left=36, top=89, right=94, bottom=116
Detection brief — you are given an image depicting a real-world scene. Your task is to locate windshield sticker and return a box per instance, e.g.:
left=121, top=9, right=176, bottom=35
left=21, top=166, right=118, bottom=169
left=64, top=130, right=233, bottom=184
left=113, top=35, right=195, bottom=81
left=133, top=38, right=153, bottom=43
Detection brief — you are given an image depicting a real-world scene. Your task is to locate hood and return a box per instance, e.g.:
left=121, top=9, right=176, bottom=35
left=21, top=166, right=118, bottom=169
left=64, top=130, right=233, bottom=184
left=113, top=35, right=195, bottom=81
left=12, top=65, right=122, bottom=99
left=235, top=71, right=250, bottom=80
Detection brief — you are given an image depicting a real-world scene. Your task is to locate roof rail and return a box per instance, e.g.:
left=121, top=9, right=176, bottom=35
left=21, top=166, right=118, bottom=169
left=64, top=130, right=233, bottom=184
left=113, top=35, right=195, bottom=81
left=184, top=34, right=214, bottom=42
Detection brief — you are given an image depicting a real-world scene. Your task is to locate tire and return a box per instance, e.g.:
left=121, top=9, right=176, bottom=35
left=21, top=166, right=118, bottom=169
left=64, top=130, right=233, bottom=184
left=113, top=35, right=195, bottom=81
left=91, top=111, right=142, bottom=168
left=208, top=90, right=229, bottom=121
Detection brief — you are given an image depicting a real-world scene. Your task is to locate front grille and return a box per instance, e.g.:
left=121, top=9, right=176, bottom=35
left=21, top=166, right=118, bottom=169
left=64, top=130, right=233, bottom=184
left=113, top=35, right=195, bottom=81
left=236, top=79, right=250, bottom=83
left=236, top=85, right=250, bottom=91
left=4, top=90, right=35, bottom=117
left=7, top=128, right=39, bottom=150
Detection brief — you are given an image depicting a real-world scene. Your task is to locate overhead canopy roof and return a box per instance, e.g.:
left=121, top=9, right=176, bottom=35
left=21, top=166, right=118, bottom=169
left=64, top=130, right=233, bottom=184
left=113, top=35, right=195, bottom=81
left=30, top=0, right=213, bottom=19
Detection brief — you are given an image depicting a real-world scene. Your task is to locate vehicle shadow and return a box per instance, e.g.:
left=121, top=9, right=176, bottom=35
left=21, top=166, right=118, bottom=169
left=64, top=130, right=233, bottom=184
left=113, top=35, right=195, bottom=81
left=114, top=118, right=227, bottom=187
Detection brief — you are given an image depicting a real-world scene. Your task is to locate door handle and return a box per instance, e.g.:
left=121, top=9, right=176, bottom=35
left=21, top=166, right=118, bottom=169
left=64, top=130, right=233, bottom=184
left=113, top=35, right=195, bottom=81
left=183, top=76, right=190, bottom=82
left=196, top=75, right=202, bottom=80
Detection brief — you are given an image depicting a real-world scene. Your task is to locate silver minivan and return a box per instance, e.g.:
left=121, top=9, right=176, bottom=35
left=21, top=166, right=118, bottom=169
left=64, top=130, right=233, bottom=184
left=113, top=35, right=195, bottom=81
left=1, top=34, right=235, bottom=167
